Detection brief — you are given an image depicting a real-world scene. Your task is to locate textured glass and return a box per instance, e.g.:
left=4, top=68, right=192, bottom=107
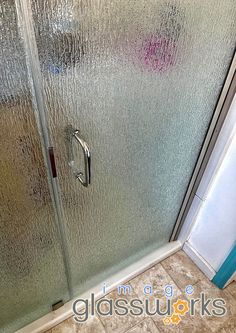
left=31, top=0, right=236, bottom=295
left=0, top=2, right=69, bottom=332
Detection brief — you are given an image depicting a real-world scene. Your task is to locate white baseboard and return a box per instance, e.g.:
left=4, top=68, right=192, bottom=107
left=183, top=241, right=215, bottom=280
left=16, top=240, right=182, bottom=333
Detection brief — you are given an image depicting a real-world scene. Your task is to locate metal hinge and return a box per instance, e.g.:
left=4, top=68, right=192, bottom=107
left=48, top=146, right=57, bottom=178
left=52, top=300, right=64, bottom=311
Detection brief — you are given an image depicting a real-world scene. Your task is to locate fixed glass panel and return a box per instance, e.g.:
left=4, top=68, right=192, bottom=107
left=0, top=1, right=69, bottom=332
left=31, top=0, right=236, bottom=295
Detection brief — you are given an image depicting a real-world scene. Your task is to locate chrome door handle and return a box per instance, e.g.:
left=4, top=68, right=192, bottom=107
left=69, top=128, right=91, bottom=187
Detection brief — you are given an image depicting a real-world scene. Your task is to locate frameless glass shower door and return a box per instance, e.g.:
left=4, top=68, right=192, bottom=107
left=30, top=0, right=236, bottom=295
left=0, top=0, right=236, bottom=332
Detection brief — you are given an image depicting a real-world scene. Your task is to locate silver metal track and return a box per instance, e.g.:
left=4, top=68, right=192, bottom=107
left=170, top=52, right=236, bottom=241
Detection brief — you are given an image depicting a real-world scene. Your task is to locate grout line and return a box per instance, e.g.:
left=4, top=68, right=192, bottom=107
left=151, top=317, right=162, bottom=332
left=97, top=314, right=107, bottom=332
left=124, top=318, right=147, bottom=333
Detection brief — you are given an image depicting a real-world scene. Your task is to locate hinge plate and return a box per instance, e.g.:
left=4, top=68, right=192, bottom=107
left=52, top=300, right=64, bottom=311
left=48, top=146, right=57, bottom=178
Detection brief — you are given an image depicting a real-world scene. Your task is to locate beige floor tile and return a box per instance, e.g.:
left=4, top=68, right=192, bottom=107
left=97, top=287, right=144, bottom=333
left=129, top=263, right=181, bottom=309
left=161, top=250, right=206, bottom=292
left=149, top=292, right=211, bottom=333
left=224, top=281, right=236, bottom=300
left=48, top=316, right=105, bottom=333
left=185, top=279, right=236, bottom=333
left=215, top=315, right=236, bottom=333
left=126, top=318, right=160, bottom=333
left=46, top=251, right=234, bottom=333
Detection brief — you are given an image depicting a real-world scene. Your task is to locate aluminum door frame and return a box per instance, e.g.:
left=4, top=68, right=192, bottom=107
left=171, top=51, right=236, bottom=240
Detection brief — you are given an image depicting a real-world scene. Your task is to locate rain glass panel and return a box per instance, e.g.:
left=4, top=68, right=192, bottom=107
left=0, top=1, right=69, bottom=332
left=31, top=0, right=236, bottom=295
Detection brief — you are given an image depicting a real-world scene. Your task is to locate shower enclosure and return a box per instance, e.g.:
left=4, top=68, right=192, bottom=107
left=0, top=0, right=235, bottom=332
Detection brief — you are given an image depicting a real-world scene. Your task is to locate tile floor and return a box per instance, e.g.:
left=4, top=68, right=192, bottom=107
left=46, top=250, right=236, bottom=333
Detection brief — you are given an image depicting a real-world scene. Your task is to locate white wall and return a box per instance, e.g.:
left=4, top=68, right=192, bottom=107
left=181, top=94, right=236, bottom=274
